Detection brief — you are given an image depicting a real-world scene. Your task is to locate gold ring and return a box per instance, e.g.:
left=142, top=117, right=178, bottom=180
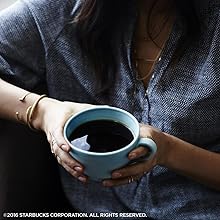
left=128, top=176, right=134, bottom=184
left=51, top=139, right=56, bottom=146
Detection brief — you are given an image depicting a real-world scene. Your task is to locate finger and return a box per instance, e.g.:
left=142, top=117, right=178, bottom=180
left=103, top=174, right=142, bottom=187
left=139, top=124, right=158, bottom=144
left=50, top=132, right=85, bottom=173
left=56, top=155, right=87, bottom=183
left=52, top=127, right=71, bottom=152
left=54, top=148, right=88, bottom=183
left=48, top=128, right=87, bottom=183
left=128, top=146, right=150, bottom=160
left=111, top=162, right=151, bottom=180
left=53, top=141, right=84, bottom=172
left=49, top=132, right=59, bottom=155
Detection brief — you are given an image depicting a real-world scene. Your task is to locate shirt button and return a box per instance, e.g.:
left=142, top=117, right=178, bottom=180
left=158, top=57, right=161, bottom=62
left=145, top=89, right=149, bottom=97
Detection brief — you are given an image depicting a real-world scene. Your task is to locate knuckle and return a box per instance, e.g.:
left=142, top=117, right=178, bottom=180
left=61, top=155, right=77, bottom=170
left=64, top=158, right=75, bottom=168
left=66, top=167, right=79, bottom=178
left=54, top=126, right=63, bottom=137
left=53, top=146, right=59, bottom=155
left=59, top=152, right=73, bottom=164
left=68, top=161, right=76, bottom=168
left=68, top=168, right=76, bottom=176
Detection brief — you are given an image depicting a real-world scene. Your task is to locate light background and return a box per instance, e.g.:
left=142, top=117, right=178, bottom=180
left=0, top=0, right=17, bottom=10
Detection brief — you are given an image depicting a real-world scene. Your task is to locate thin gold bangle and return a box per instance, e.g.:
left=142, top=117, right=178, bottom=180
left=29, top=94, right=47, bottom=121
left=26, top=105, right=34, bottom=130
left=19, top=92, right=32, bottom=102
left=15, top=92, right=32, bottom=123
left=26, top=94, right=47, bottom=131
left=15, top=111, right=21, bottom=122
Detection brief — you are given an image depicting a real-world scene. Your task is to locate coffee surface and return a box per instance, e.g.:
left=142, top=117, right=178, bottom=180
left=69, top=120, right=134, bottom=153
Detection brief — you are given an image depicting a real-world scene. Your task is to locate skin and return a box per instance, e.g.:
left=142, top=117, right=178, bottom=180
left=1, top=0, right=220, bottom=191
left=1, top=79, right=220, bottom=190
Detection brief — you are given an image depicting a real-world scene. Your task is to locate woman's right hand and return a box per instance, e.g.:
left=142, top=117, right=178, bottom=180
left=32, top=97, right=95, bottom=183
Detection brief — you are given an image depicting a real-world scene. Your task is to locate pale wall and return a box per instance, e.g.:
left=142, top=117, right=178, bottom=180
left=0, top=0, right=17, bottom=10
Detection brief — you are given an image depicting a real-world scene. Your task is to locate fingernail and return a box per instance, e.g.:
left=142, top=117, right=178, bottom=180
left=78, top=176, right=86, bottom=183
left=129, top=153, right=136, bottom=160
left=74, top=166, right=83, bottom=172
left=112, top=172, right=122, bottom=178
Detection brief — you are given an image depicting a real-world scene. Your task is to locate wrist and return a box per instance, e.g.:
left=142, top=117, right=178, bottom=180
left=30, top=96, right=51, bottom=131
left=155, top=132, right=173, bottom=167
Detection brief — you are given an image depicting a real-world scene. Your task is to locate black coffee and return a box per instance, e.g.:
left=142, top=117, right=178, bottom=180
left=69, top=120, right=134, bottom=153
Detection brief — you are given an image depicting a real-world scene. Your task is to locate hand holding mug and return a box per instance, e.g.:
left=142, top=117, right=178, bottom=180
left=35, top=98, right=95, bottom=183
left=64, top=106, right=157, bottom=182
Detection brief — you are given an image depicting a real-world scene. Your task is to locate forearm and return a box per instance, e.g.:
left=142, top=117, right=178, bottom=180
left=0, top=78, right=44, bottom=126
left=0, top=78, right=93, bottom=132
left=162, top=132, right=220, bottom=190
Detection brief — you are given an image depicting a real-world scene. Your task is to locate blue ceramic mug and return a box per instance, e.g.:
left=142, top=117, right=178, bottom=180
left=63, top=106, right=157, bottom=181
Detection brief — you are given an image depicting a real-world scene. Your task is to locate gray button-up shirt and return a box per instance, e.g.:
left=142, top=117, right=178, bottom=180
left=1, top=0, right=220, bottom=219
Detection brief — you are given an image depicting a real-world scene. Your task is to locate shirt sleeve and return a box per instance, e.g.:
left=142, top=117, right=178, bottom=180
left=0, top=0, right=46, bottom=90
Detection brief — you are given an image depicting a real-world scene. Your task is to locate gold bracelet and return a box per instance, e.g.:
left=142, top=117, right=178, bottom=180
left=26, top=105, right=34, bottom=130
left=26, top=94, right=47, bottom=131
left=15, top=92, right=32, bottom=123
left=19, top=92, right=32, bottom=102
left=15, top=111, right=21, bottom=121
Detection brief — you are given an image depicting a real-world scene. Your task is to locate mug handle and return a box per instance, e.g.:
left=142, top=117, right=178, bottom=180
left=131, top=137, right=157, bottom=163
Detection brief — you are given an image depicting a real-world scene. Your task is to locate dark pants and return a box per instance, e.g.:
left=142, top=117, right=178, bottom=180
left=0, top=119, right=73, bottom=213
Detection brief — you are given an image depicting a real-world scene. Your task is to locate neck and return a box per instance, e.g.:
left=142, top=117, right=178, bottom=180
left=135, top=0, right=175, bottom=43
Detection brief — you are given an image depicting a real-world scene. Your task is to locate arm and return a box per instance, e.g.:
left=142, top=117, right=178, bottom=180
left=0, top=0, right=93, bottom=183
left=0, top=78, right=94, bottom=183
left=0, top=78, right=43, bottom=123
left=104, top=125, right=220, bottom=190
left=161, top=131, right=220, bottom=190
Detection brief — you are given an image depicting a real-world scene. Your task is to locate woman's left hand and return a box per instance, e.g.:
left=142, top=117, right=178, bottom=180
left=102, top=123, right=167, bottom=187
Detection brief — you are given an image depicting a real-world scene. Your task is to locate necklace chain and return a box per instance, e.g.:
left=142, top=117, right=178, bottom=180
left=133, top=2, right=175, bottom=83
left=133, top=41, right=164, bottom=81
